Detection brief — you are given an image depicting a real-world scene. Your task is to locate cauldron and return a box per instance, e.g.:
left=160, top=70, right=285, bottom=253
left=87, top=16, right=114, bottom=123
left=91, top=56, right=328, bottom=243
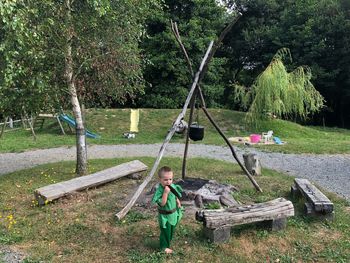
left=189, top=123, right=204, bottom=141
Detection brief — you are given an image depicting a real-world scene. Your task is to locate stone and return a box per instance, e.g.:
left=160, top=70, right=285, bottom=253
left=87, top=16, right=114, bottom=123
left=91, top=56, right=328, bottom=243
left=219, top=193, right=239, bottom=207
left=203, top=226, right=231, bottom=243
left=270, top=218, right=287, bottom=231
left=127, top=172, right=142, bottom=180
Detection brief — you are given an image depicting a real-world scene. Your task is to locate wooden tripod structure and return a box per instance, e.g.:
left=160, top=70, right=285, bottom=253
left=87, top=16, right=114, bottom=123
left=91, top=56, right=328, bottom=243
left=115, top=14, right=262, bottom=220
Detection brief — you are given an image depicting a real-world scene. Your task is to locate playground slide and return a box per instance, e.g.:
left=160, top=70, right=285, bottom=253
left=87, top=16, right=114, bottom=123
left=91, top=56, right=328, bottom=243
left=59, top=114, right=100, bottom=139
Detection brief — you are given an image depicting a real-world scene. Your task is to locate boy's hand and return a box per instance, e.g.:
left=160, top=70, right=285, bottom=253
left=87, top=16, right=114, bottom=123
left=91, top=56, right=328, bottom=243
left=160, top=186, right=171, bottom=206
left=176, top=198, right=182, bottom=208
left=164, top=185, right=171, bottom=194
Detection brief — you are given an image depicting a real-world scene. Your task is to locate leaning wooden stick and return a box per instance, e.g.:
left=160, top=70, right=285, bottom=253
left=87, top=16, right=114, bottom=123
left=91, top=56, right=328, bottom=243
left=171, top=17, right=262, bottom=192
left=0, top=117, right=8, bottom=139
left=115, top=41, right=214, bottom=220
left=172, top=16, right=242, bottom=179
left=24, top=112, right=37, bottom=141
left=198, top=13, right=241, bottom=83
left=171, top=20, right=196, bottom=179
left=198, top=90, right=262, bottom=192
left=181, top=91, right=196, bottom=179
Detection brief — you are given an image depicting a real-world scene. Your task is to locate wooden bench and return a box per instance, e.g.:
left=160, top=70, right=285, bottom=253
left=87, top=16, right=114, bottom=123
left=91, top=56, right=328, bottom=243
left=196, top=197, right=294, bottom=243
left=34, top=160, right=148, bottom=205
left=291, top=178, right=334, bottom=220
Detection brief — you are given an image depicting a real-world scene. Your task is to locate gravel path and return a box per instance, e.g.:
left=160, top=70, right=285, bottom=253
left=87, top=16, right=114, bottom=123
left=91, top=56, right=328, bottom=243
left=0, top=144, right=349, bottom=201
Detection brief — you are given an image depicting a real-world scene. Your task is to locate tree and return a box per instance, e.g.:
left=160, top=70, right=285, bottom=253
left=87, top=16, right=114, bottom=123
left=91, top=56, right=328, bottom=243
left=234, top=49, right=324, bottom=125
left=222, top=0, right=350, bottom=127
left=0, top=0, right=58, bottom=120
left=140, top=0, right=229, bottom=108
left=47, top=0, right=158, bottom=175
left=1, top=0, right=158, bottom=174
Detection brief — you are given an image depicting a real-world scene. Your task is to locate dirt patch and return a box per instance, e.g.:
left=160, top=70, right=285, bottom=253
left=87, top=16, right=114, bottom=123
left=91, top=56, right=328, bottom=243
left=0, top=245, right=25, bottom=263
left=344, top=206, right=350, bottom=214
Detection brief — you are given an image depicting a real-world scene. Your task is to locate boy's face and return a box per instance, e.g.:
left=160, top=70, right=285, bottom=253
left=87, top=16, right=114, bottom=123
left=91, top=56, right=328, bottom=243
left=160, top=171, right=173, bottom=187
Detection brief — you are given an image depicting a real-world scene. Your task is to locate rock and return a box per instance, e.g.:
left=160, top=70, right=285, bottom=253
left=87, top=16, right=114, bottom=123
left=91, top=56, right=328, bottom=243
left=219, top=194, right=239, bottom=207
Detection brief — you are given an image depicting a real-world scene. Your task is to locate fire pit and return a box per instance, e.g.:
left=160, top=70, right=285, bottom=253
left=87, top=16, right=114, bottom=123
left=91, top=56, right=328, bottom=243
left=176, top=178, right=239, bottom=208
left=143, top=178, right=239, bottom=209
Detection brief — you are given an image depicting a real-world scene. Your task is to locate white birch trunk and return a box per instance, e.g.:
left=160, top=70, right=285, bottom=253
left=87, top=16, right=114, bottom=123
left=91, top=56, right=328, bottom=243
left=65, top=0, right=87, bottom=175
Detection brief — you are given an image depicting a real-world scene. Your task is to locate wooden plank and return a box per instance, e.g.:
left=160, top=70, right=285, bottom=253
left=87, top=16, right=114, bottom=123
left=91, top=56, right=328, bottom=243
left=294, top=178, right=333, bottom=213
left=199, top=198, right=294, bottom=229
left=38, top=113, right=56, bottom=118
left=35, top=160, right=147, bottom=205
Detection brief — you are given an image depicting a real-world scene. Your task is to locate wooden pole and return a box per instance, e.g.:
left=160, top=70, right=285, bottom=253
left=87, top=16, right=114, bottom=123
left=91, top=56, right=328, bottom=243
left=21, top=114, right=27, bottom=128
left=197, top=88, right=262, bottom=192
left=171, top=21, right=196, bottom=179
left=181, top=91, right=196, bottom=179
left=115, top=41, right=215, bottom=220
left=0, top=117, right=8, bottom=139
left=56, top=116, right=66, bottom=135
left=24, top=112, right=37, bottom=141
left=197, top=14, right=242, bottom=84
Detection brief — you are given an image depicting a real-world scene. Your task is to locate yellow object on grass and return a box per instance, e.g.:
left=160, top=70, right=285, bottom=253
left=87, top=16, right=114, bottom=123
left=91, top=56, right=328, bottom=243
left=130, top=109, right=139, bottom=133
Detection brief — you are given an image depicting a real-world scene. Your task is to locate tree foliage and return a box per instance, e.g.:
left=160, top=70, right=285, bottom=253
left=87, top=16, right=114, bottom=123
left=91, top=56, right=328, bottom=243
left=1, top=0, right=350, bottom=128
left=140, top=0, right=230, bottom=108
left=234, top=49, right=324, bottom=125
left=0, top=0, right=56, bottom=117
left=0, top=0, right=159, bottom=117
left=223, top=0, right=350, bottom=127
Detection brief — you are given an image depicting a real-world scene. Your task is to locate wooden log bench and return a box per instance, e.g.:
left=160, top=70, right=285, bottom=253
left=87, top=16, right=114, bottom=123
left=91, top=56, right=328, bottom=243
left=34, top=160, right=148, bottom=206
left=291, top=178, right=334, bottom=220
left=196, top=197, right=294, bottom=243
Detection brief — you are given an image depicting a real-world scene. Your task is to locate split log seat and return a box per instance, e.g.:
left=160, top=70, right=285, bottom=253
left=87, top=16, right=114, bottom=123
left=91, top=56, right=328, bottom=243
left=34, top=160, right=148, bottom=206
left=291, top=178, right=334, bottom=220
left=196, top=197, right=294, bottom=243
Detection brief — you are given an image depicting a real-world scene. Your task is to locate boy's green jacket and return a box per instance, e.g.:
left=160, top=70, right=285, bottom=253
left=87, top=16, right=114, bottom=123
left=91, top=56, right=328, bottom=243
left=152, top=183, right=183, bottom=228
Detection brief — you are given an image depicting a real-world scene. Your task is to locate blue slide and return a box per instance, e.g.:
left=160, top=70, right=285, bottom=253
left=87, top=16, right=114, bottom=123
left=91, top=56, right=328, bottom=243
left=59, top=114, right=100, bottom=139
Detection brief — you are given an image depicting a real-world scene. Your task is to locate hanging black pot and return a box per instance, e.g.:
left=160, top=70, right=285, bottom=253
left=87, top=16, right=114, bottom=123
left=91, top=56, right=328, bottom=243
left=189, top=123, right=204, bottom=141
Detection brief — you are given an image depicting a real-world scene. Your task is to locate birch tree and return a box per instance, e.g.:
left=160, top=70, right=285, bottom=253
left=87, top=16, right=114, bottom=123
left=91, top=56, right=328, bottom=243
left=1, top=0, right=159, bottom=174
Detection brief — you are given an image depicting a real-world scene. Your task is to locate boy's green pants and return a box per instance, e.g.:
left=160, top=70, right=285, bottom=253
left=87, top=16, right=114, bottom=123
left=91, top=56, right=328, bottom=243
left=160, top=222, right=176, bottom=249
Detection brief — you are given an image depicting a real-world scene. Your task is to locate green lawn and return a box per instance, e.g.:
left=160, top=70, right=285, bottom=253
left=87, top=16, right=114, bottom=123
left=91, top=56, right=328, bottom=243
left=1, top=108, right=349, bottom=154
left=0, top=157, right=349, bottom=262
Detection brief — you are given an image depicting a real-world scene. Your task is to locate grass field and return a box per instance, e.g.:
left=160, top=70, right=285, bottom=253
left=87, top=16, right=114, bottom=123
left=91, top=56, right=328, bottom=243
left=1, top=109, right=350, bottom=154
left=0, top=157, right=349, bottom=262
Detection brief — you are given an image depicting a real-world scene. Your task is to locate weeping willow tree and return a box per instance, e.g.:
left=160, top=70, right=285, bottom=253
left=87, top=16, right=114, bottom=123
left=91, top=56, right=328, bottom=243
left=234, top=48, right=324, bottom=126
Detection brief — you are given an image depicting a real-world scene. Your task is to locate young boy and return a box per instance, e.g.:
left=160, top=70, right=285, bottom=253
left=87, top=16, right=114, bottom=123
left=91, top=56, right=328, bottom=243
left=152, top=166, right=183, bottom=254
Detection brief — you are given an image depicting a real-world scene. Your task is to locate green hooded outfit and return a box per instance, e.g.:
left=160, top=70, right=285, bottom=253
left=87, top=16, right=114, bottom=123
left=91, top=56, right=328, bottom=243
left=152, top=183, right=183, bottom=250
